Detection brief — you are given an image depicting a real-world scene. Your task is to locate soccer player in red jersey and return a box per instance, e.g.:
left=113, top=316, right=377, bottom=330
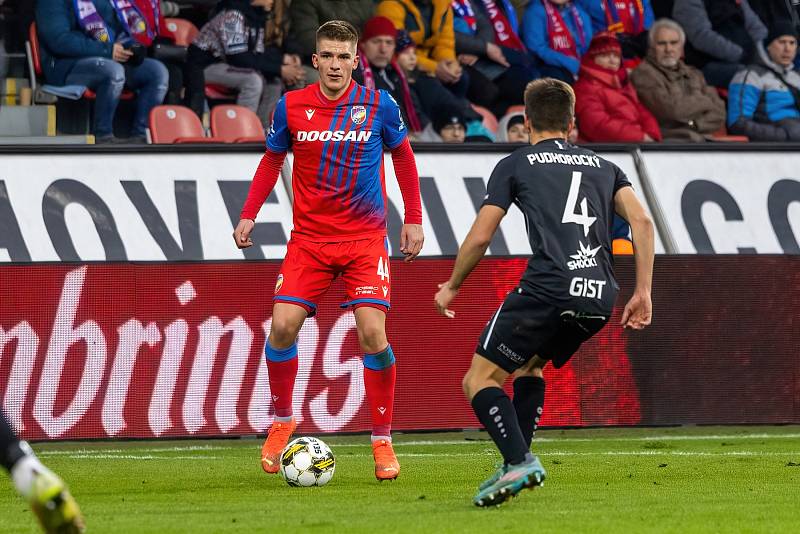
left=233, top=20, right=424, bottom=481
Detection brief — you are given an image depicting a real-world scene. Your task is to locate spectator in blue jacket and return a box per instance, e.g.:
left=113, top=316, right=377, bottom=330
left=728, top=20, right=800, bottom=141
left=522, top=0, right=594, bottom=82
left=35, top=0, right=169, bottom=143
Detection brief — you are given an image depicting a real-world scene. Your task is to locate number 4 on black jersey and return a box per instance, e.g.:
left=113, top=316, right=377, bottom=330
left=483, top=138, right=632, bottom=315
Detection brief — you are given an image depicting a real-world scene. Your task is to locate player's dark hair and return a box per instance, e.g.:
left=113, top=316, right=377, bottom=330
left=316, top=20, right=359, bottom=48
left=523, top=78, right=575, bottom=134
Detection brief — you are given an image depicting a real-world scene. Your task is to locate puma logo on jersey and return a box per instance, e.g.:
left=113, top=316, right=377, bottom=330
left=296, top=130, right=373, bottom=142
left=305, top=109, right=315, bottom=120
left=567, top=242, right=601, bottom=270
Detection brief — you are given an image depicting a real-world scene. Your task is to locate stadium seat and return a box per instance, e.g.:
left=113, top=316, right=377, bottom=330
left=164, top=18, right=199, bottom=47
left=27, top=23, right=134, bottom=103
left=470, top=104, right=499, bottom=134
left=709, top=125, right=748, bottom=142
left=205, top=84, right=238, bottom=101
left=210, top=105, right=265, bottom=143
left=149, top=105, right=220, bottom=143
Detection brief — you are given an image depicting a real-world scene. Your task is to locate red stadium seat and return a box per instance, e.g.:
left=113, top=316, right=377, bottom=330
left=149, top=105, right=219, bottom=144
left=470, top=104, right=499, bottom=134
left=709, top=125, right=748, bottom=142
left=210, top=105, right=265, bottom=143
left=205, top=83, right=238, bottom=101
left=164, top=18, right=199, bottom=47
left=28, top=23, right=134, bottom=102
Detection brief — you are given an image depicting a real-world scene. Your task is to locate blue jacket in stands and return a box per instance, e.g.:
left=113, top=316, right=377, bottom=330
left=728, top=42, right=800, bottom=142
left=522, top=0, right=593, bottom=75
left=35, top=0, right=123, bottom=86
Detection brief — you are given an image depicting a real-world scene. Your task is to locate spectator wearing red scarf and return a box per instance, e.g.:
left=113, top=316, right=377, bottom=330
left=578, top=0, right=654, bottom=59
left=574, top=31, right=661, bottom=141
left=353, top=16, right=426, bottom=133
left=522, top=0, right=594, bottom=82
left=453, top=0, right=538, bottom=116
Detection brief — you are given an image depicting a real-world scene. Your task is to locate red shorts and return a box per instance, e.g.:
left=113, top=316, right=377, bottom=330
left=273, top=235, right=391, bottom=316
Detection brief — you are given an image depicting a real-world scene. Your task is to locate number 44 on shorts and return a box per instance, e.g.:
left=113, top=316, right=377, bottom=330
left=377, top=257, right=389, bottom=281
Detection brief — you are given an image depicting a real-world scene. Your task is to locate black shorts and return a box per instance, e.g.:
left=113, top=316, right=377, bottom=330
left=475, top=288, right=610, bottom=373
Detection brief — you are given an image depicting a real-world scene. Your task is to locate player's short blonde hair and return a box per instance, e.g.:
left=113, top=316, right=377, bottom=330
left=316, top=20, right=359, bottom=49
left=524, top=78, right=575, bottom=134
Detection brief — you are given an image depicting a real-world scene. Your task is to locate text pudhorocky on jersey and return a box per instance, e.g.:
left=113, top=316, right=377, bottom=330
left=526, top=152, right=601, bottom=168
left=295, top=130, right=373, bottom=142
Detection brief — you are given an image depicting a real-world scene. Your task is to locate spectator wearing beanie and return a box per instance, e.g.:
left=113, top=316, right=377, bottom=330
left=353, top=17, right=427, bottom=134
left=522, top=0, right=594, bottom=83
left=496, top=111, right=529, bottom=142
left=574, top=31, right=662, bottom=142
left=433, top=105, right=467, bottom=142
left=728, top=20, right=800, bottom=141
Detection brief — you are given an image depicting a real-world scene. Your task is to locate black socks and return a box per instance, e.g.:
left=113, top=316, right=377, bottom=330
left=513, top=376, right=546, bottom=448
left=471, top=387, right=529, bottom=466
left=0, top=410, right=25, bottom=472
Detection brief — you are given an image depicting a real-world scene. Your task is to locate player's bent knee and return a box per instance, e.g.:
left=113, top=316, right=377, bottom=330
left=356, top=325, right=387, bottom=354
left=269, top=318, right=303, bottom=347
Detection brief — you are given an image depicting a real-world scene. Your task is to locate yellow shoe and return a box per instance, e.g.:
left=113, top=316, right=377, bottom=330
left=29, top=469, right=85, bottom=534
left=372, top=439, right=400, bottom=481
left=261, top=418, right=297, bottom=473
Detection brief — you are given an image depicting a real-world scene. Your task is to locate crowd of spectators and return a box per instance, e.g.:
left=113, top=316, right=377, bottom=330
left=6, top=0, right=800, bottom=143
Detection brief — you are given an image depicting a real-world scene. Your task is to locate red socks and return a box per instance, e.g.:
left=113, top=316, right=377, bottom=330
left=363, top=346, right=396, bottom=437
left=265, top=341, right=298, bottom=418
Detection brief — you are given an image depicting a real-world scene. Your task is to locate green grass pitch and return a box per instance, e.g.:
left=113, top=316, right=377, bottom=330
left=2, top=426, right=800, bottom=533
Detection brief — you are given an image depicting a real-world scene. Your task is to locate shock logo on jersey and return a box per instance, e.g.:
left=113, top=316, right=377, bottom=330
left=295, top=130, right=372, bottom=142
left=275, top=274, right=284, bottom=293
left=351, top=106, right=367, bottom=125
left=567, top=241, right=601, bottom=271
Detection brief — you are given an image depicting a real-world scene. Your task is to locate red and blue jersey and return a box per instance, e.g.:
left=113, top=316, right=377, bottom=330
left=267, top=80, right=407, bottom=242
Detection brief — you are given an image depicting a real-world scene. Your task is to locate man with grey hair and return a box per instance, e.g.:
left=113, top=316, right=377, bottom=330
left=630, top=18, right=726, bottom=141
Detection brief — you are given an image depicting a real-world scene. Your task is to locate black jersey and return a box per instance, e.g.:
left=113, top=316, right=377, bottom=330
left=483, top=138, right=632, bottom=315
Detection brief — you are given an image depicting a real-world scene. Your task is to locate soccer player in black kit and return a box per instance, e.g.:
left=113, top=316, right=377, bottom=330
left=434, top=79, right=655, bottom=507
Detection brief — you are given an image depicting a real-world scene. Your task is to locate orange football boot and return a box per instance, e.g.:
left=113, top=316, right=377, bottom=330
left=372, top=439, right=400, bottom=481
left=260, top=418, right=296, bottom=473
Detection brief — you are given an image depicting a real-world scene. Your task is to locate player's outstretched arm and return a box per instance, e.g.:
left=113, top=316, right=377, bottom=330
left=435, top=205, right=505, bottom=318
left=390, top=138, right=424, bottom=261
left=614, top=186, right=655, bottom=330
left=233, top=150, right=287, bottom=249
